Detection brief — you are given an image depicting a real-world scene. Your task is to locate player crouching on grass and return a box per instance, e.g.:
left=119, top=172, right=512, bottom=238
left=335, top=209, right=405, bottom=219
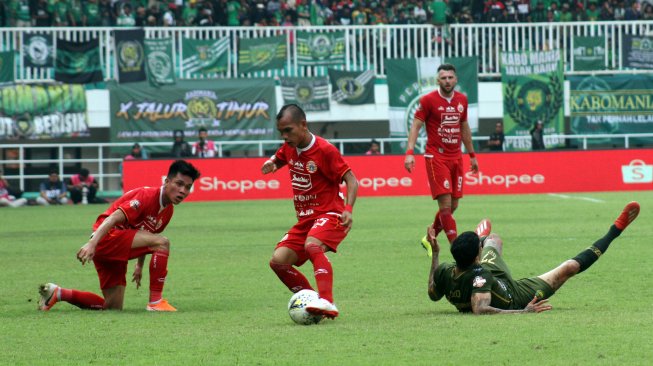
left=38, top=160, right=200, bottom=312
left=425, top=201, right=640, bottom=314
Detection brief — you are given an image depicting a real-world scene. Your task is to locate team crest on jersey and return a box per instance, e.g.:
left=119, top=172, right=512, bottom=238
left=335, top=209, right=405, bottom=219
left=130, top=200, right=141, bottom=210
left=473, top=276, right=487, bottom=288
left=306, top=161, right=318, bottom=173
left=457, top=103, right=464, bottom=113
left=443, top=179, right=450, bottom=189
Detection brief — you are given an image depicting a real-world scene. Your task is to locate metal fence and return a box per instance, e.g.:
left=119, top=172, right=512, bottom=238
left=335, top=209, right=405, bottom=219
left=1, top=21, right=652, bottom=81
left=2, top=133, right=652, bottom=193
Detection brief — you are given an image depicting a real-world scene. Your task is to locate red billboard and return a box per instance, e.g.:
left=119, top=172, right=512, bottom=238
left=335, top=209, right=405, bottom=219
left=123, top=149, right=653, bottom=202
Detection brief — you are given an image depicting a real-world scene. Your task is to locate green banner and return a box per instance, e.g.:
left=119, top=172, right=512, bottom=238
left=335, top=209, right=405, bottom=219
left=328, top=69, right=375, bottom=105
left=501, top=50, right=564, bottom=150
left=0, top=51, right=15, bottom=83
left=109, top=79, right=277, bottom=152
left=55, top=38, right=104, bottom=84
left=386, top=57, right=479, bottom=152
left=280, top=77, right=330, bottom=112
left=144, top=38, right=176, bottom=87
left=0, top=83, right=89, bottom=141
left=623, top=35, right=653, bottom=69
left=238, top=36, right=287, bottom=74
left=573, top=36, right=605, bottom=71
left=569, top=74, right=653, bottom=145
left=297, top=31, right=345, bottom=66
left=181, top=38, right=229, bottom=77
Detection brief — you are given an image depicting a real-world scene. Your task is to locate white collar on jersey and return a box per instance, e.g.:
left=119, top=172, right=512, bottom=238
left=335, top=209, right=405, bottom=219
left=437, top=88, right=455, bottom=104
left=159, top=185, right=166, bottom=211
left=296, top=133, right=316, bottom=155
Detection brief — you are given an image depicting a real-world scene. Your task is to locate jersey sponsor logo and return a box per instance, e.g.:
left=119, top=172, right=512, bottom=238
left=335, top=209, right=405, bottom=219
left=441, top=113, right=460, bottom=125
left=306, top=160, right=318, bottom=173
left=130, top=199, right=141, bottom=210
left=473, top=276, right=487, bottom=288
left=290, top=170, right=312, bottom=191
left=294, top=194, right=318, bottom=202
left=297, top=208, right=314, bottom=217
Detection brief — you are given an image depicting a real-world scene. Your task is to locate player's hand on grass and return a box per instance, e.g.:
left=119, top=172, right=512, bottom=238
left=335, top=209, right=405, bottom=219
left=525, top=296, right=552, bottom=313
left=132, top=265, right=143, bottom=289
left=76, top=242, right=96, bottom=265
left=404, top=154, right=415, bottom=173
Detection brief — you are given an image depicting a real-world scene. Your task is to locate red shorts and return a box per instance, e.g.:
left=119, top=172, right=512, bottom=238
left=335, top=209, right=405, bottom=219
left=93, top=229, right=154, bottom=290
left=425, top=157, right=464, bottom=200
left=275, top=214, right=348, bottom=267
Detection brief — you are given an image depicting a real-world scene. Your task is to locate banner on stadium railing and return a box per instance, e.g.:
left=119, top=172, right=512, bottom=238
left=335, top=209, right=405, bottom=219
left=501, top=50, right=565, bottom=151
left=569, top=74, right=653, bottom=145
left=144, top=38, right=176, bottom=87
left=622, top=35, right=653, bottom=69
left=0, top=83, right=89, bottom=141
left=23, top=33, right=54, bottom=69
left=328, top=69, right=375, bottom=105
left=114, top=29, right=146, bottom=84
left=238, top=36, right=287, bottom=74
left=280, top=77, right=330, bottom=112
left=0, top=51, right=15, bottom=83
left=181, top=37, right=229, bottom=78
left=573, top=36, right=605, bottom=71
left=296, top=31, right=345, bottom=66
left=108, top=79, right=276, bottom=152
left=123, top=149, right=653, bottom=201
left=386, top=56, right=479, bottom=152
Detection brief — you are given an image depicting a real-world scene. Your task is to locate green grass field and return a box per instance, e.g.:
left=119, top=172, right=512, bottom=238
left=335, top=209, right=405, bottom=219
left=1, top=191, right=652, bottom=365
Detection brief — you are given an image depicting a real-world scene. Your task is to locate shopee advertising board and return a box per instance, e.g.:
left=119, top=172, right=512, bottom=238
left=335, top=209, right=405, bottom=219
left=123, top=149, right=653, bottom=201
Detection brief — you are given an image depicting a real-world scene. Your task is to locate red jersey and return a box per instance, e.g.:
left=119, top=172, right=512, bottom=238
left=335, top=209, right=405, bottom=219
left=414, top=89, right=468, bottom=159
left=93, top=186, right=173, bottom=233
left=274, top=134, right=351, bottom=221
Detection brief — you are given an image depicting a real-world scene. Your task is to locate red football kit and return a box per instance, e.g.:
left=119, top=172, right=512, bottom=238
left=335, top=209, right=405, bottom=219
left=414, top=89, right=469, bottom=199
left=92, top=186, right=173, bottom=289
left=272, top=134, right=351, bottom=265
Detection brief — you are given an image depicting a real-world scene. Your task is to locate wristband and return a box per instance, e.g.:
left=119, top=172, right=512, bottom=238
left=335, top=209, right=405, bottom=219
left=405, top=149, right=414, bottom=155
left=469, top=152, right=476, bottom=158
left=344, top=204, right=353, bottom=213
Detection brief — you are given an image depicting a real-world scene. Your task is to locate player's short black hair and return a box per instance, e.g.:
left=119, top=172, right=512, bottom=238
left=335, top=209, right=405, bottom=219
left=198, top=127, right=208, bottom=133
left=276, top=104, right=306, bottom=123
left=168, top=160, right=201, bottom=182
left=49, top=168, right=59, bottom=176
left=437, top=63, right=457, bottom=74
left=451, top=231, right=481, bottom=269
left=79, top=168, right=90, bottom=178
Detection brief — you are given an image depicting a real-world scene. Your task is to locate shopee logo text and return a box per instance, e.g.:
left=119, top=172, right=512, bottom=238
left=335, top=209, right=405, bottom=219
left=465, top=171, right=545, bottom=188
left=199, top=176, right=280, bottom=193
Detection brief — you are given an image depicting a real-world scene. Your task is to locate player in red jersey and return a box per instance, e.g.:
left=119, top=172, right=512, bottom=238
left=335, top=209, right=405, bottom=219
left=262, top=104, right=359, bottom=319
left=404, top=63, right=479, bottom=254
left=38, top=160, right=200, bottom=312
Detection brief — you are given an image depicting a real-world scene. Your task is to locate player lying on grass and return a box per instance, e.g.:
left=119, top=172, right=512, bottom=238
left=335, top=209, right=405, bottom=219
left=425, top=201, right=640, bottom=314
left=38, top=160, right=200, bottom=312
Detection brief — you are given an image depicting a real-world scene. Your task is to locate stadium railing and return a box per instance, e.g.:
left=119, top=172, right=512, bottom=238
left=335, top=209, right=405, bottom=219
left=2, top=133, right=652, bottom=194
left=1, top=21, right=652, bottom=81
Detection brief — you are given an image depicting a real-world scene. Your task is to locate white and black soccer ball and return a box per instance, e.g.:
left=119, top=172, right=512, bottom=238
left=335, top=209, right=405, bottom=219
left=288, top=289, right=323, bottom=325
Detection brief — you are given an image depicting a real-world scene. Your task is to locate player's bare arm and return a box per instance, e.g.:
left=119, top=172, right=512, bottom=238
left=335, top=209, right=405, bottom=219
left=471, top=293, right=552, bottom=315
left=261, top=157, right=279, bottom=174
left=132, top=255, right=146, bottom=289
left=77, top=209, right=127, bottom=265
left=427, top=235, right=443, bottom=302
left=404, top=117, right=425, bottom=173
left=460, top=120, right=478, bottom=174
left=340, top=170, right=358, bottom=231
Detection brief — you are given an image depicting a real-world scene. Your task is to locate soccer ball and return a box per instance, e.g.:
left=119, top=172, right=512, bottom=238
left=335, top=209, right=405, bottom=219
left=288, top=289, right=323, bottom=325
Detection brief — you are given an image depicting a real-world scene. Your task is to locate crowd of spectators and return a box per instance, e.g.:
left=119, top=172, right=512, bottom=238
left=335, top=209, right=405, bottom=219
left=1, top=0, right=651, bottom=29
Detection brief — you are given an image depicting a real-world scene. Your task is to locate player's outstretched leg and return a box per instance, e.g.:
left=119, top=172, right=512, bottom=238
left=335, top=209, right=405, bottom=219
left=304, top=242, right=339, bottom=319
left=38, top=283, right=105, bottom=310
left=614, top=201, right=640, bottom=231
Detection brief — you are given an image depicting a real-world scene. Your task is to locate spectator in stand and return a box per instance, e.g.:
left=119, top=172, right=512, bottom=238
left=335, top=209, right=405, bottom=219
left=485, top=0, right=505, bottom=22
left=147, top=3, right=163, bottom=26
left=98, top=0, right=114, bottom=26
left=600, top=0, right=614, bottom=20
left=487, top=122, right=505, bottom=151
left=52, top=0, right=71, bottom=26
left=124, top=143, right=148, bottom=160
left=192, top=127, right=217, bottom=158
left=134, top=6, right=148, bottom=26
left=34, top=0, right=53, bottom=27
left=515, top=0, right=529, bottom=21
left=171, top=129, right=193, bottom=158
left=585, top=1, right=600, bottom=20
left=430, top=0, right=448, bottom=25
left=67, top=168, right=102, bottom=205
left=83, top=0, right=102, bottom=26
left=559, top=3, right=574, bottom=21
left=530, top=2, right=546, bottom=22
left=182, top=0, right=198, bottom=25
left=0, top=169, right=27, bottom=208
left=643, top=3, right=653, bottom=20
left=10, top=0, right=31, bottom=27
left=163, top=3, right=177, bottom=26
left=624, top=1, right=641, bottom=20
left=530, top=121, right=545, bottom=151
left=116, top=3, right=136, bottom=26
left=196, top=2, right=214, bottom=26
left=36, top=170, right=69, bottom=206
left=614, top=0, right=626, bottom=20
left=297, top=1, right=310, bottom=26
left=69, top=0, right=84, bottom=26
left=365, top=139, right=382, bottom=155
left=503, top=0, right=519, bottom=22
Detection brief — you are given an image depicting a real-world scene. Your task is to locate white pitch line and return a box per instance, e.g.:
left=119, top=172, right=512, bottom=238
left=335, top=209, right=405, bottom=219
left=548, top=193, right=605, bottom=203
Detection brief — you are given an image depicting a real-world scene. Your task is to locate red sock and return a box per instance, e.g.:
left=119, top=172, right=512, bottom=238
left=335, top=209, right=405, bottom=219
left=432, top=211, right=443, bottom=236
left=269, top=261, right=313, bottom=292
left=60, top=288, right=104, bottom=310
left=305, top=243, right=334, bottom=303
left=149, top=251, right=169, bottom=303
left=438, top=208, right=458, bottom=244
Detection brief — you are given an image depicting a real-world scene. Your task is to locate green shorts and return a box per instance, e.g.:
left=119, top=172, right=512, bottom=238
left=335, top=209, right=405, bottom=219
left=481, top=246, right=555, bottom=308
